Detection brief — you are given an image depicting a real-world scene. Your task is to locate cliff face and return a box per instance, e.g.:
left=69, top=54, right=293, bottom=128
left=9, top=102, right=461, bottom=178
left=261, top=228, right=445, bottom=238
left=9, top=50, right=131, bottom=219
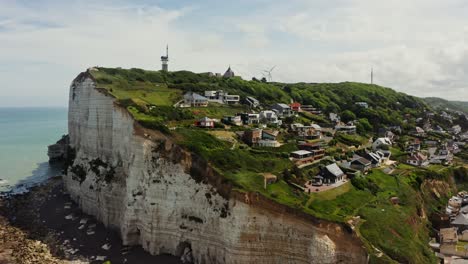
left=64, top=71, right=368, bottom=264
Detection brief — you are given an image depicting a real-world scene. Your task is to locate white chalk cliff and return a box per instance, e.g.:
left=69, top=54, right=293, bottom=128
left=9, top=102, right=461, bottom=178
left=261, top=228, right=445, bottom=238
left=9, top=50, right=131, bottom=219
left=64, top=70, right=368, bottom=264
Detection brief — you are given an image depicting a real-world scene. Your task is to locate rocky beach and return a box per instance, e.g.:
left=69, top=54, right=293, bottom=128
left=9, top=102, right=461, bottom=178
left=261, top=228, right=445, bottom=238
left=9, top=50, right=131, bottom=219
left=0, top=176, right=181, bottom=264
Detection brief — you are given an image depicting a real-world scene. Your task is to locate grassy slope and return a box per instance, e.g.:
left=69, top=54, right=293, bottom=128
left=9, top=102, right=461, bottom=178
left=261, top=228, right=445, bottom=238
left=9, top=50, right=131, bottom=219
left=88, top=67, right=451, bottom=263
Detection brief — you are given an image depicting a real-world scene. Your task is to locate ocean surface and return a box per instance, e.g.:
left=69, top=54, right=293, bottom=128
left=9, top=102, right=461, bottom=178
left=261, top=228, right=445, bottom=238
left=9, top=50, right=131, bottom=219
left=0, top=107, right=68, bottom=193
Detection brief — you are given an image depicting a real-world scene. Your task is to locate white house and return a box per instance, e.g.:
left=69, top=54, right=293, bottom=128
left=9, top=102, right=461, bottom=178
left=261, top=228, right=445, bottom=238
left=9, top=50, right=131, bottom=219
left=271, top=103, right=293, bottom=117
left=259, top=110, right=281, bottom=125
left=204, top=90, right=240, bottom=104
left=372, top=137, right=392, bottom=151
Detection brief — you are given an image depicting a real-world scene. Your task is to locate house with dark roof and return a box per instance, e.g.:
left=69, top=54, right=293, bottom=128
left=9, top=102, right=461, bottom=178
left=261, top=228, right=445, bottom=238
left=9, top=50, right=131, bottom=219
left=322, top=163, right=346, bottom=184
left=238, top=113, right=260, bottom=125
left=271, top=103, right=293, bottom=117
left=451, top=206, right=468, bottom=232
left=364, top=152, right=383, bottom=168
left=183, top=92, right=209, bottom=107
left=350, top=155, right=372, bottom=172
left=246, top=96, right=260, bottom=108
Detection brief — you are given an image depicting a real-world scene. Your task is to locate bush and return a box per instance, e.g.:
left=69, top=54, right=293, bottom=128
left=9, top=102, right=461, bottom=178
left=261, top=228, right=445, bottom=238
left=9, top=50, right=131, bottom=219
left=351, top=176, right=380, bottom=195
left=139, top=120, right=170, bottom=134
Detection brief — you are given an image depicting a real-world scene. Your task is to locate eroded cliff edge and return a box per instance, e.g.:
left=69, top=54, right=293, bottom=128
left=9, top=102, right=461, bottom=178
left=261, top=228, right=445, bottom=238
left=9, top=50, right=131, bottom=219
left=64, top=70, right=368, bottom=264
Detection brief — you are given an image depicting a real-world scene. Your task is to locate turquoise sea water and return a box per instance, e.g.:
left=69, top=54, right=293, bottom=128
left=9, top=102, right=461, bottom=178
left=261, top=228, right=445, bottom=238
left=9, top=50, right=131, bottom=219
left=0, top=107, right=68, bottom=192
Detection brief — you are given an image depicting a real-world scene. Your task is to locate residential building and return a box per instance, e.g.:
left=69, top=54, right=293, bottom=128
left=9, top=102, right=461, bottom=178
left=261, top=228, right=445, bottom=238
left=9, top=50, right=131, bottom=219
left=335, top=124, right=356, bottom=134
left=372, top=137, right=392, bottom=151
left=460, top=132, right=468, bottom=142
left=261, top=129, right=278, bottom=140
left=364, top=152, right=384, bottom=167
left=439, top=227, right=458, bottom=255
left=329, top=113, right=340, bottom=122
left=239, top=113, right=260, bottom=125
left=298, top=142, right=323, bottom=151
left=355, top=102, right=369, bottom=108
left=434, top=125, right=446, bottom=134
left=411, top=126, right=426, bottom=137
left=292, top=124, right=322, bottom=139
left=290, top=149, right=325, bottom=165
left=350, top=155, right=372, bottom=172
left=290, top=150, right=315, bottom=165
left=430, top=145, right=454, bottom=165
left=452, top=206, right=468, bottom=232
left=271, top=103, right=293, bottom=117
left=242, top=129, right=280, bottom=147
left=378, top=129, right=396, bottom=141
left=246, top=96, right=260, bottom=108
left=406, top=152, right=428, bottom=167
left=425, top=140, right=439, bottom=148
left=388, top=126, right=402, bottom=134
left=407, top=139, right=421, bottom=153
left=259, top=110, right=281, bottom=125
left=297, top=143, right=325, bottom=162
left=309, top=176, right=324, bottom=186
left=441, top=111, right=453, bottom=121
left=450, top=125, right=462, bottom=135
left=290, top=102, right=302, bottom=112
left=204, top=90, right=240, bottom=104
left=322, top=163, right=346, bottom=184
left=183, top=92, right=209, bottom=107
left=301, top=105, right=321, bottom=114
left=242, top=129, right=262, bottom=145
left=222, top=115, right=242, bottom=126
left=195, top=117, right=214, bottom=128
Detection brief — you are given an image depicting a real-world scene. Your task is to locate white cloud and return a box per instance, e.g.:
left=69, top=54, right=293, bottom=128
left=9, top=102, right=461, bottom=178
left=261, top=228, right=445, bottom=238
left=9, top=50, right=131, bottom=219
left=0, top=0, right=467, bottom=107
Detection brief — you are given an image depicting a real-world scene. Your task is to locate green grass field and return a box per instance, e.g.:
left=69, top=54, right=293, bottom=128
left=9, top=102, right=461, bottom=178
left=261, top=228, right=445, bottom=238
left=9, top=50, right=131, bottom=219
left=90, top=68, right=181, bottom=106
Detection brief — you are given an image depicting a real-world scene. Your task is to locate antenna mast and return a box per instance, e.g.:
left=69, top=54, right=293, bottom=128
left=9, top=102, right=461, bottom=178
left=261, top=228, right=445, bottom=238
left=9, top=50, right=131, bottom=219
left=161, top=44, right=169, bottom=72
left=371, top=67, right=373, bottom=84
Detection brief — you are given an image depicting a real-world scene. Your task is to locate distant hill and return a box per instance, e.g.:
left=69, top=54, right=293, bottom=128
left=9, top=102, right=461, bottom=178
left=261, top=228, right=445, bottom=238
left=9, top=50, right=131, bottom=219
left=424, top=97, right=468, bottom=114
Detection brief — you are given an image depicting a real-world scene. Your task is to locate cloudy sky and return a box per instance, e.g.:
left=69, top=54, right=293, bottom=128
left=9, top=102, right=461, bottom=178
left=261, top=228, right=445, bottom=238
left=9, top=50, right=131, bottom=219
left=1, top=0, right=468, bottom=107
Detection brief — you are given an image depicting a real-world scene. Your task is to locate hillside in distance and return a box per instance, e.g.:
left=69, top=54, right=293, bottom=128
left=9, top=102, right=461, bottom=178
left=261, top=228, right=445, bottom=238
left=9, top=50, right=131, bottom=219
left=424, top=97, right=468, bottom=114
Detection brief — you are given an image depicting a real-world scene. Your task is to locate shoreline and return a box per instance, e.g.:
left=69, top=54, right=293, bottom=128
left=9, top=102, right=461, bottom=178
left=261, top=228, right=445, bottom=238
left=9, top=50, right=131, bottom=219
left=0, top=176, right=181, bottom=264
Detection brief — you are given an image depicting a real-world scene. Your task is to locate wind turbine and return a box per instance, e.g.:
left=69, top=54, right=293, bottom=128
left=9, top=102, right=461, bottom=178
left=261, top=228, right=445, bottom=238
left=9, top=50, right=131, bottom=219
left=263, top=66, right=276, bottom=82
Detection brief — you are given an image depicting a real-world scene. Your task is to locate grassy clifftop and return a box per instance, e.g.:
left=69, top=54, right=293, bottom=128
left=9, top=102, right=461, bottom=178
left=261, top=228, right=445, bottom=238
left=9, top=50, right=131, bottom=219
left=90, top=67, right=429, bottom=131
left=86, top=67, right=460, bottom=263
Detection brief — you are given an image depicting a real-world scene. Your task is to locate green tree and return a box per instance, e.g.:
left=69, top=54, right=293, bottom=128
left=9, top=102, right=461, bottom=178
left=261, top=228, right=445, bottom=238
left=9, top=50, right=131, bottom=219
left=341, top=110, right=356, bottom=123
